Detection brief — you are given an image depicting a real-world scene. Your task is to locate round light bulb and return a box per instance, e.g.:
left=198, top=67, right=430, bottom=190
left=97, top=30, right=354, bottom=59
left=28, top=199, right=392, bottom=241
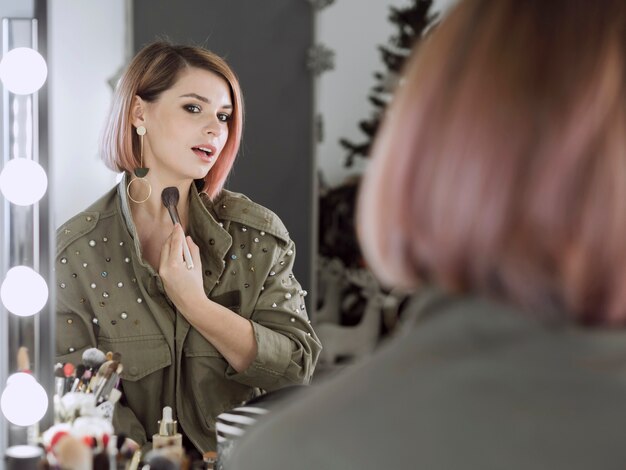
left=0, top=47, right=47, bottom=95
left=0, top=266, right=48, bottom=317
left=0, top=158, right=48, bottom=205
left=1, top=373, right=48, bottom=426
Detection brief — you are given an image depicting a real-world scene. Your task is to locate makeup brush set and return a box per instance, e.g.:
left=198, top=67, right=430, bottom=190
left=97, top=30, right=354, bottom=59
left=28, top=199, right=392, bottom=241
left=39, top=348, right=129, bottom=469
left=53, top=348, right=124, bottom=423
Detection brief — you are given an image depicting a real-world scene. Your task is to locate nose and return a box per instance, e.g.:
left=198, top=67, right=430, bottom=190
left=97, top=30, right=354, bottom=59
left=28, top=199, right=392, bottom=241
left=204, top=115, right=224, bottom=136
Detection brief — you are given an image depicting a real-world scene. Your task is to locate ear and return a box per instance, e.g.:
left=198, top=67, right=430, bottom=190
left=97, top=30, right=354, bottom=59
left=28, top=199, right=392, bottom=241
left=130, top=95, right=147, bottom=128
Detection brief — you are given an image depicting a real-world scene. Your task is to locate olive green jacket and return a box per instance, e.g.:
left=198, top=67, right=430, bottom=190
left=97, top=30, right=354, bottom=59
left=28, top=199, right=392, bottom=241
left=55, top=177, right=321, bottom=453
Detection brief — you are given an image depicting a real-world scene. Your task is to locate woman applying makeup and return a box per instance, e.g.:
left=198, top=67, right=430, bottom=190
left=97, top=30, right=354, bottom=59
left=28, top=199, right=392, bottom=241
left=55, top=41, right=321, bottom=454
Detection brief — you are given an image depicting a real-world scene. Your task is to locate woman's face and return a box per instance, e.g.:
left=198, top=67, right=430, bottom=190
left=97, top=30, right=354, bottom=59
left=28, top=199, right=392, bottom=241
left=137, top=66, right=232, bottom=182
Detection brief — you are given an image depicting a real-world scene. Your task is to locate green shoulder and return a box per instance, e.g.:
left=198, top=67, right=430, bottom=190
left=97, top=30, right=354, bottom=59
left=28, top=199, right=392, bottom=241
left=56, top=186, right=118, bottom=255
left=212, top=190, right=290, bottom=246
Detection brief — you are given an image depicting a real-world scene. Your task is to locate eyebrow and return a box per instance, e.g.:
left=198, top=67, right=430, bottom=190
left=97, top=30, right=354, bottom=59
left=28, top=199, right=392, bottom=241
left=179, top=93, right=233, bottom=109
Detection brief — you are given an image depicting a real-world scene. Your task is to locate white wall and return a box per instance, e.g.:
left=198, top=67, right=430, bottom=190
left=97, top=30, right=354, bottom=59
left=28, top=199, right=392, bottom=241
left=49, top=0, right=125, bottom=227
left=315, top=0, right=457, bottom=188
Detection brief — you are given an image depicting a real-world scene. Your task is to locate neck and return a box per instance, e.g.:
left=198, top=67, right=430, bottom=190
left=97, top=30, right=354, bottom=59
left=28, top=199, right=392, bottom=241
left=127, top=172, right=193, bottom=230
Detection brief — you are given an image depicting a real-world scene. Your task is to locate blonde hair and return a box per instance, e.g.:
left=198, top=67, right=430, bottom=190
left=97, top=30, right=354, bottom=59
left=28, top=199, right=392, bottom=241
left=100, top=41, right=244, bottom=199
left=358, top=0, right=626, bottom=324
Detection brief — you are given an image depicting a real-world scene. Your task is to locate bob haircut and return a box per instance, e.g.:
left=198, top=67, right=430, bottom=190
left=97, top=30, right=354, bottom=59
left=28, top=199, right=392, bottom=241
left=358, top=0, right=626, bottom=324
left=100, top=41, right=244, bottom=200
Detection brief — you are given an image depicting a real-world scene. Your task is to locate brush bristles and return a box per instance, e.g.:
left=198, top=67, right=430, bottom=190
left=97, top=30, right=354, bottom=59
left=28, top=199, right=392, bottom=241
left=161, top=187, right=179, bottom=207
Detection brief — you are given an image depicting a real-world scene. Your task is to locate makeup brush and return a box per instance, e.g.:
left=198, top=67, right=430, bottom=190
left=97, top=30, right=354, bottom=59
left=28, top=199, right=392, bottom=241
left=161, top=187, right=194, bottom=269
left=82, top=348, right=107, bottom=372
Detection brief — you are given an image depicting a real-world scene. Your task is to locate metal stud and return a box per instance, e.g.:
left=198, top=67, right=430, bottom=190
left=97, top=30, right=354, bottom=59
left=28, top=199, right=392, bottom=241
left=90, top=283, right=96, bottom=289
left=68, top=347, right=75, bottom=353
left=231, top=254, right=238, bottom=260
left=246, top=253, right=252, bottom=259
left=272, top=303, right=277, bottom=308
left=261, top=286, right=265, bottom=291
left=209, top=239, right=215, bottom=245
left=280, top=261, right=285, bottom=266
left=242, top=226, right=247, bottom=232
left=67, top=319, right=73, bottom=324
left=244, top=283, right=250, bottom=288
left=106, top=257, right=111, bottom=262
left=75, top=251, right=80, bottom=255
left=86, top=216, right=92, bottom=222
left=80, top=298, right=86, bottom=304
left=117, top=282, right=124, bottom=288
left=125, top=257, right=130, bottom=263
left=101, top=272, right=108, bottom=278
left=61, top=257, right=67, bottom=264
left=240, top=244, right=245, bottom=249
left=307, top=332, right=311, bottom=336
left=92, top=318, right=99, bottom=325
left=99, top=302, right=105, bottom=307
left=254, top=238, right=259, bottom=243
left=120, top=312, right=128, bottom=320
left=72, top=273, right=77, bottom=278
left=290, top=317, right=295, bottom=323
left=103, top=237, right=108, bottom=242
left=262, top=248, right=268, bottom=253
left=60, top=283, right=66, bottom=289
left=250, top=267, right=255, bottom=272
left=260, top=231, right=265, bottom=236
left=89, top=240, right=96, bottom=247
left=137, top=298, right=143, bottom=303
left=111, top=320, right=117, bottom=325
left=302, top=290, right=308, bottom=297
left=102, top=292, right=109, bottom=298
left=83, top=263, right=88, bottom=268
left=287, top=250, right=293, bottom=256
left=231, top=270, right=236, bottom=275
left=204, top=270, right=212, bottom=276
left=288, top=274, right=294, bottom=279
left=222, top=204, right=227, bottom=209
left=270, top=271, right=276, bottom=276
left=219, top=222, right=223, bottom=227
left=285, top=293, right=292, bottom=300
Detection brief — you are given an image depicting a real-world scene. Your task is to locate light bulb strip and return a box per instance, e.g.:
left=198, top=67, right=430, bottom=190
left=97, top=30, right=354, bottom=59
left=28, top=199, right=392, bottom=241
left=0, top=16, right=51, bottom=451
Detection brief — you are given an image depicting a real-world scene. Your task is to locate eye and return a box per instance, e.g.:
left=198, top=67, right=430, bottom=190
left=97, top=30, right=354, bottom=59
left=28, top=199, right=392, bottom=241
left=184, top=104, right=201, bottom=113
left=217, top=113, right=231, bottom=123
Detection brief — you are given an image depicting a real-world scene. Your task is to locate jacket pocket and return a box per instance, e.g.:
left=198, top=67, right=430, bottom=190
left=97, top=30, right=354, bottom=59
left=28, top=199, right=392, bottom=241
left=182, top=328, right=253, bottom=432
left=99, top=334, right=171, bottom=382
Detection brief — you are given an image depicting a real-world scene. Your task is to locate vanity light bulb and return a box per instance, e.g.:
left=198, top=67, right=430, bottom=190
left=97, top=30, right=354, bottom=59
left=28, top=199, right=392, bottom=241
left=1, top=373, right=48, bottom=426
left=0, top=266, right=49, bottom=317
left=0, top=47, right=47, bottom=95
left=0, top=158, right=48, bottom=206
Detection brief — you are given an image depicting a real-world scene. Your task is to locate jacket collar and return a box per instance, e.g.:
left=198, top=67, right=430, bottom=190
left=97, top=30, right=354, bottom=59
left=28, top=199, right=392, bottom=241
left=117, top=173, right=231, bottom=290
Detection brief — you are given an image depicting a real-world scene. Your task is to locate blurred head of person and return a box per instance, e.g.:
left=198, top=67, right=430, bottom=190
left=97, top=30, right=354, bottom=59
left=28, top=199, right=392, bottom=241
left=358, top=0, right=626, bottom=325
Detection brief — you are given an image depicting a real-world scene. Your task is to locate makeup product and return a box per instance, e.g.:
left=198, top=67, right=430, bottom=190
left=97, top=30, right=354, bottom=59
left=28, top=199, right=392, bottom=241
left=153, top=406, right=183, bottom=458
left=17, top=346, right=31, bottom=373
left=161, top=187, right=194, bottom=270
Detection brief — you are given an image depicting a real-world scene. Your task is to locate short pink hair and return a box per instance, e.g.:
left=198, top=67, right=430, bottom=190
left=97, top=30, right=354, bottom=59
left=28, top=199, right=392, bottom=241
left=358, top=0, right=626, bottom=324
left=100, top=41, right=244, bottom=199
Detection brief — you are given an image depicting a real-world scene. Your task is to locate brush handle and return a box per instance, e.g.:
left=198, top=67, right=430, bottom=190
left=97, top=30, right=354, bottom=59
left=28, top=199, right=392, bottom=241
left=165, top=205, right=194, bottom=269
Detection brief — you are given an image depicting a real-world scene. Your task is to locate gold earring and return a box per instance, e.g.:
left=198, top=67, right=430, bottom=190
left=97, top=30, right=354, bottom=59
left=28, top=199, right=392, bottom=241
left=127, top=125, right=152, bottom=204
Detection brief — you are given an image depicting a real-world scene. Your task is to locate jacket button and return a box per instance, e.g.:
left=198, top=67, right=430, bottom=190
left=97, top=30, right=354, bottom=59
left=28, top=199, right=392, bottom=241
left=209, top=239, right=215, bottom=245
left=129, top=366, right=139, bottom=376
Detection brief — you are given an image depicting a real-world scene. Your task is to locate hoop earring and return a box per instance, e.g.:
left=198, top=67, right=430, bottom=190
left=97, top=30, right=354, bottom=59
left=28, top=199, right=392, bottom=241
left=127, top=125, right=152, bottom=204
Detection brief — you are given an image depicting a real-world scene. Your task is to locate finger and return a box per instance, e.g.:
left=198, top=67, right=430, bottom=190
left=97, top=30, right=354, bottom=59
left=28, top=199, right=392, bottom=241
left=168, top=224, right=186, bottom=263
left=186, top=236, right=201, bottom=264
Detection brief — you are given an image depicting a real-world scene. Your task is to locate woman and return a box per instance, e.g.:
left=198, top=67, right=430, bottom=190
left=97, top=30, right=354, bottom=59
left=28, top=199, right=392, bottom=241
left=55, top=42, right=321, bottom=454
left=230, top=0, right=626, bottom=468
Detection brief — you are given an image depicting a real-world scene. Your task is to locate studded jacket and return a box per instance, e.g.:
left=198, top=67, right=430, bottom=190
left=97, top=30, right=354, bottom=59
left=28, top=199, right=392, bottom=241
left=55, top=178, right=321, bottom=453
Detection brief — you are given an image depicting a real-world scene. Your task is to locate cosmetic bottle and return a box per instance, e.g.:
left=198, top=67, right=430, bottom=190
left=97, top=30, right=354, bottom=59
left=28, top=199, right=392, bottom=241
left=153, top=406, right=183, bottom=458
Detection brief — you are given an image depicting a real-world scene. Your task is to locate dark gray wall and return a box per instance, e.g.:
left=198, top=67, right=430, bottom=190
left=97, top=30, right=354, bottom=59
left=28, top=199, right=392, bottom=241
left=133, top=0, right=314, bottom=296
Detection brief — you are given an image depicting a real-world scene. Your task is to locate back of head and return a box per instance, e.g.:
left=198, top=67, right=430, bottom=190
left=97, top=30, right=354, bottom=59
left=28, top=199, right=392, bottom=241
left=100, top=41, right=244, bottom=199
left=358, top=0, right=626, bottom=324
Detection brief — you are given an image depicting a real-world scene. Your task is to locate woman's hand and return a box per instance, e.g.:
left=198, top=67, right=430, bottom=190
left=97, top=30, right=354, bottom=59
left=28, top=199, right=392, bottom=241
left=159, top=223, right=205, bottom=314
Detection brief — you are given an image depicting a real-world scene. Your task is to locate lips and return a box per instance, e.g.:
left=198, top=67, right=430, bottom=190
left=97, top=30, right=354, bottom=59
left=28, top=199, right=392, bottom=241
left=192, top=144, right=217, bottom=163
